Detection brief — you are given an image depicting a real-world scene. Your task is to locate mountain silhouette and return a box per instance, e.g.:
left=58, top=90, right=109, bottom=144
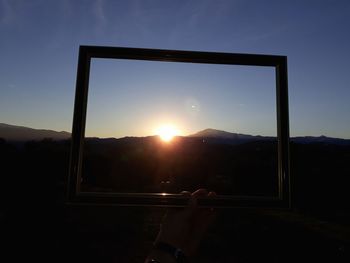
left=190, top=128, right=274, bottom=140
left=191, top=128, right=350, bottom=145
left=188, top=128, right=276, bottom=145
left=0, top=123, right=70, bottom=141
left=1, top=123, right=349, bottom=145
left=291, top=135, right=350, bottom=145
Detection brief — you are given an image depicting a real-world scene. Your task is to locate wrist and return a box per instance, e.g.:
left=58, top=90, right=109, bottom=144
left=146, top=247, right=178, bottom=263
left=152, top=241, right=188, bottom=263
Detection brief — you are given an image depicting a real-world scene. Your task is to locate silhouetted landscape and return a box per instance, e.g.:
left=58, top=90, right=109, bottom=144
left=0, top=123, right=71, bottom=141
left=1, top=123, right=349, bottom=262
left=81, top=131, right=278, bottom=196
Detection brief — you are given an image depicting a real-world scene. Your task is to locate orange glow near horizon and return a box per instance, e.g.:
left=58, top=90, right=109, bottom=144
left=155, top=124, right=180, bottom=142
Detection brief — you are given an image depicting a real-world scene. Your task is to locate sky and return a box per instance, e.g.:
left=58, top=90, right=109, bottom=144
left=86, top=58, right=276, bottom=137
left=0, top=0, right=349, bottom=138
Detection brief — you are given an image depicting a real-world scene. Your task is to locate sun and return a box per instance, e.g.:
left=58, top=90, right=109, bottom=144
left=156, top=124, right=179, bottom=142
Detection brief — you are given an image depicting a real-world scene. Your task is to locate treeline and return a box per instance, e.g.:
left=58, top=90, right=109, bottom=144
left=0, top=137, right=349, bottom=221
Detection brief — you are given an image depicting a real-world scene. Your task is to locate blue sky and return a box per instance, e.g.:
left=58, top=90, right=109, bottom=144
left=0, top=0, right=349, bottom=138
left=86, top=58, right=276, bottom=137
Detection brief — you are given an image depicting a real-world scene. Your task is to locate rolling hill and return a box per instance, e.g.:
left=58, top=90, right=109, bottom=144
left=1, top=123, right=349, bottom=145
left=0, top=123, right=71, bottom=141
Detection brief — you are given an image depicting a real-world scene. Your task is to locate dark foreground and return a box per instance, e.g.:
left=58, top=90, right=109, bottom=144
left=1, top=138, right=350, bottom=262
left=2, top=204, right=349, bottom=263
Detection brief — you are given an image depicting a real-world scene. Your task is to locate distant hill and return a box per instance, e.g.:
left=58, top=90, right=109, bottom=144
left=0, top=123, right=70, bottom=141
left=1, top=123, right=349, bottom=145
left=189, top=128, right=276, bottom=145
left=190, top=128, right=274, bottom=140
left=190, top=128, right=350, bottom=145
left=291, top=135, right=350, bottom=145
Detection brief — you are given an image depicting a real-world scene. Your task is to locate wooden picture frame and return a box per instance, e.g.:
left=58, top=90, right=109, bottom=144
left=66, top=45, right=290, bottom=208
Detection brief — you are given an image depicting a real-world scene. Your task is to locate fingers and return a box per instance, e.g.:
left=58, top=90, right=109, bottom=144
left=206, top=191, right=217, bottom=212
left=188, top=188, right=207, bottom=208
left=187, top=189, right=218, bottom=209
left=180, top=189, right=217, bottom=210
left=181, top=189, right=215, bottom=198
left=180, top=191, right=191, bottom=197
left=208, top=191, right=216, bottom=197
left=192, top=188, right=209, bottom=196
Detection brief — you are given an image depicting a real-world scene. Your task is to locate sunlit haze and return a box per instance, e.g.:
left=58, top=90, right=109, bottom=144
left=156, top=124, right=180, bottom=142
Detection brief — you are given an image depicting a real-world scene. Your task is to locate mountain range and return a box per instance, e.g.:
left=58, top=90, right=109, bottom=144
left=189, top=128, right=350, bottom=145
left=190, top=128, right=276, bottom=140
left=1, top=123, right=349, bottom=145
left=0, top=123, right=70, bottom=141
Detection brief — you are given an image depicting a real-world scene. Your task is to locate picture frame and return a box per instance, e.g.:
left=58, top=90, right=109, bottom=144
left=66, top=45, right=290, bottom=208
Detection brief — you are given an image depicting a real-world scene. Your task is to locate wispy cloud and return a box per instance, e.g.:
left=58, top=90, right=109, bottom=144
left=94, top=0, right=106, bottom=24
left=92, top=0, right=107, bottom=36
left=93, top=0, right=107, bottom=26
left=0, top=0, right=14, bottom=26
left=167, top=0, right=238, bottom=47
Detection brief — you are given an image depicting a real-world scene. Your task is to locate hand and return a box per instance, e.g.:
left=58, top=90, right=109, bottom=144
left=155, top=189, right=217, bottom=257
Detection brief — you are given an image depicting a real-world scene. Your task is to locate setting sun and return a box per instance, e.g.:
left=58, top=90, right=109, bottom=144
left=156, top=124, right=179, bottom=142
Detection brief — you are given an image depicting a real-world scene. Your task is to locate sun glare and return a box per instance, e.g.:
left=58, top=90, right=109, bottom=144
left=156, top=124, right=179, bottom=142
